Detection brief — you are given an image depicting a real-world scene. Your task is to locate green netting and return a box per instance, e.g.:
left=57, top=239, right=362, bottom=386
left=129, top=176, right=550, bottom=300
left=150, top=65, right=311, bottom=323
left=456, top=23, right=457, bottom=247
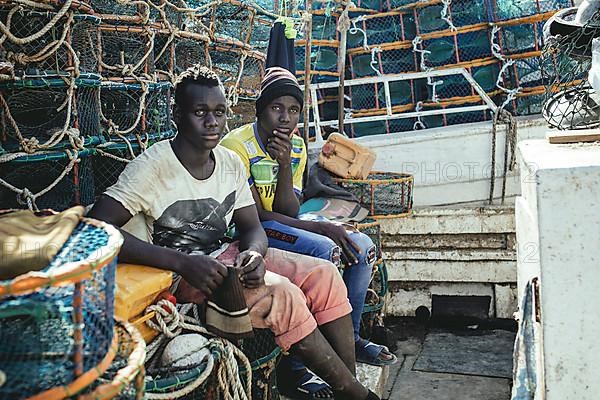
left=351, top=119, right=390, bottom=137
left=295, top=45, right=339, bottom=73
left=0, top=149, right=96, bottom=210
left=347, top=13, right=415, bottom=48
left=355, top=0, right=383, bottom=10
left=421, top=29, right=492, bottom=67
left=214, top=2, right=255, bottom=43
left=71, top=321, right=145, bottom=400
left=431, top=63, right=501, bottom=99
left=506, top=91, right=546, bottom=116
left=415, top=0, right=488, bottom=34
left=239, top=54, right=264, bottom=97
left=0, top=9, right=100, bottom=76
left=0, top=75, right=101, bottom=152
left=99, top=25, right=155, bottom=79
left=174, top=37, right=210, bottom=75
left=486, top=0, right=572, bottom=21
left=249, top=16, right=272, bottom=53
left=350, top=48, right=417, bottom=77
left=99, top=81, right=173, bottom=142
left=421, top=100, right=493, bottom=128
left=448, top=0, right=489, bottom=27
left=494, top=21, right=545, bottom=56
left=356, top=218, right=382, bottom=260
left=349, top=79, right=428, bottom=111
left=210, top=46, right=242, bottom=84
left=334, top=172, right=414, bottom=217
left=312, top=14, right=338, bottom=41
left=0, top=220, right=117, bottom=399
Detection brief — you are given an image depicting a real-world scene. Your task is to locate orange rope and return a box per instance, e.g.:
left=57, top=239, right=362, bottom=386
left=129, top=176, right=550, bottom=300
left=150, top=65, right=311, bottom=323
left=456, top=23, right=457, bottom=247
left=491, top=10, right=559, bottom=27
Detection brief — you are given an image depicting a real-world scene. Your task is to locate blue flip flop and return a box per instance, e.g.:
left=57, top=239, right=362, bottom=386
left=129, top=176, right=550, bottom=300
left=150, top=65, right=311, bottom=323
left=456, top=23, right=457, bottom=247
left=279, top=370, right=334, bottom=400
left=355, top=338, right=398, bottom=367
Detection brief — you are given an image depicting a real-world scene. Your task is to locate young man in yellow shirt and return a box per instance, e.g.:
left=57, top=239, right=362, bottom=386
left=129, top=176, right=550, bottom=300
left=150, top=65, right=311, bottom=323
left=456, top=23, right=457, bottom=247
left=222, top=67, right=396, bottom=400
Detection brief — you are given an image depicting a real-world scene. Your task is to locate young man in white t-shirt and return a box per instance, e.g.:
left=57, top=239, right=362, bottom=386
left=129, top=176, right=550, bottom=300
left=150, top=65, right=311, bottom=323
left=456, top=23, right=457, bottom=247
left=88, top=65, right=380, bottom=400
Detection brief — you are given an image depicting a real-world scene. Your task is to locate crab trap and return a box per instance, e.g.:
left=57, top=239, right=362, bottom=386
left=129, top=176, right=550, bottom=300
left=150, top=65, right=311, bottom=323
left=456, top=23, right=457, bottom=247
left=333, top=172, right=414, bottom=218
left=540, top=6, right=600, bottom=130
left=99, top=80, right=173, bottom=142
left=0, top=74, right=101, bottom=153
left=0, top=8, right=100, bottom=76
left=347, top=11, right=416, bottom=49
left=0, top=217, right=122, bottom=399
left=0, top=149, right=97, bottom=210
left=99, top=24, right=156, bottom=80
left=349, top=46, right=418, bottom=78
left=295, top=40, right=340, bottom=83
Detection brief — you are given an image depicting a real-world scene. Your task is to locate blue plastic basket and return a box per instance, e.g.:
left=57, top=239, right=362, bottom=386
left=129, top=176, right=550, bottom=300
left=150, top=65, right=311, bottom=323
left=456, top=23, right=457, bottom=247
left=0, top=218, right=122, bottom=399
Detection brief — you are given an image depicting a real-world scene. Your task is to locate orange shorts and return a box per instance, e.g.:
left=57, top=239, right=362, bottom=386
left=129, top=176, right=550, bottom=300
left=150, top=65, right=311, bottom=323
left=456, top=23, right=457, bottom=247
left=176, top=243, right=351, bottom=351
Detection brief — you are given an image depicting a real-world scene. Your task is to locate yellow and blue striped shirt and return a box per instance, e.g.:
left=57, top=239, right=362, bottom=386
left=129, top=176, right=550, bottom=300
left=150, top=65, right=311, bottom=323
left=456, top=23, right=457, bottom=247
left=221, top=123, right=307, bottom=212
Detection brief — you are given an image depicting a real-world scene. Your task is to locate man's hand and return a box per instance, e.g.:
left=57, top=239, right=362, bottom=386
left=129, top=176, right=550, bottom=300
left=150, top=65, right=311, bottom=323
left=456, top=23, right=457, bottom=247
left=315, top=221, right=361, bottom=267
left=236, top=249, right=266, bottom=288
left=178, top=254, right=229, bottom=297
left=267, top=129, right=292, bottom=165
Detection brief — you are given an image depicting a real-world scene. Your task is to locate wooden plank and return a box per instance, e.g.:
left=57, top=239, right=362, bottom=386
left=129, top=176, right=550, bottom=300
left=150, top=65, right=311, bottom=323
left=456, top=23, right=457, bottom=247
left=547, top=129, right=600, bottom=144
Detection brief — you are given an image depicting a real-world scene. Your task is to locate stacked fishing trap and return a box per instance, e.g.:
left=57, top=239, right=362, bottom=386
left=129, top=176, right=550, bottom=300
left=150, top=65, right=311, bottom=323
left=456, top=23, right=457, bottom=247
left=0, top=0, right=269, bottom=212
left=0, top=0, right=284, bottom=398
left=292, top=0, right=574, bottom=137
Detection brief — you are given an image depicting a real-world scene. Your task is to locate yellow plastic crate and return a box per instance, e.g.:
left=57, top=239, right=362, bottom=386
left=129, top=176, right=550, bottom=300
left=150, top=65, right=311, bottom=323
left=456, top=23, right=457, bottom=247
left=115, top=264, right=172, bottom=321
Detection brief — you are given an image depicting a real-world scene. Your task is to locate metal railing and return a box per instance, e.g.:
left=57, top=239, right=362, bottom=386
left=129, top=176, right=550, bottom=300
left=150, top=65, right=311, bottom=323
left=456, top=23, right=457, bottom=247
left=299, top=68, right=498, bottom=143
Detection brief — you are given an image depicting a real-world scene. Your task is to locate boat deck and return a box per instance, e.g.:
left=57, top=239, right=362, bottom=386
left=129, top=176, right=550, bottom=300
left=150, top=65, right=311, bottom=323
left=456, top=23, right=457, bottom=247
left=382, top=317, right=514, bottom=400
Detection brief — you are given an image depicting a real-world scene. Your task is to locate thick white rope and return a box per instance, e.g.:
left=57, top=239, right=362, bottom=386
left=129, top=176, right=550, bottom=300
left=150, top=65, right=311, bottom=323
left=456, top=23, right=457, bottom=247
left=0, top=149, right=79, bottom=211
left=369, top=46, right=382, bottom=76
left=144, top=301, right=252, bottom=400
left=6, top=12, right=74, bottom=66
left=440, top=0, right=458, bottom=32
left=0, top=0, right=72, bottom=45
left=491, top=25, right=521, bottom=110
left=349, top=15, right=369, bottom=50
left=413, top=101, right=427, bottom=130
left=413, top=36, right=443, bottom=103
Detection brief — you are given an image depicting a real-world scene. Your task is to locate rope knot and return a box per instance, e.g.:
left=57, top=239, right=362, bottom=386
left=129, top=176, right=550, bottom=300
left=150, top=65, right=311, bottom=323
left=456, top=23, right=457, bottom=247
left=7, top=51, right=28, bottom=65
left=16, top=188, right=36, bottom=211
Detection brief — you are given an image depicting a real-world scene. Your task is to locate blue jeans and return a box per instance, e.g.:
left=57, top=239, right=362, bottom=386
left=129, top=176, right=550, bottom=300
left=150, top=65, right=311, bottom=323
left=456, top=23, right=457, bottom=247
left=262, top=218, right=376, bottom=372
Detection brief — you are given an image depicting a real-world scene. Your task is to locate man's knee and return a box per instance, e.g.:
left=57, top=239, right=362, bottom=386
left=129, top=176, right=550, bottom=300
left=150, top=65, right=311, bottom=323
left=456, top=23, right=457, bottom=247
left=349, top=231, right=377, bottom=265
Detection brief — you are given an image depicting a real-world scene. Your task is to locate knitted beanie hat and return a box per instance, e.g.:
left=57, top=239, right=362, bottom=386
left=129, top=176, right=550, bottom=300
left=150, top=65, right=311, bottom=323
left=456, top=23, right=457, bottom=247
left=255, top=67, right=304, bottom=117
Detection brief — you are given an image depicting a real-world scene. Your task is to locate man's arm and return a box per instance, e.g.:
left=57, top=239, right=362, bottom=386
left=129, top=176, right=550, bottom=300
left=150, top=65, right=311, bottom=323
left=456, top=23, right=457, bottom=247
left=233, top=204, right=268, bottom=257
left=267, top=130, right=300, bottom=217
left=232, top=204, right=268, bottom=288
left=250, top=186, right=360, bottom=265
left=88, top=195, right=227, bottom=296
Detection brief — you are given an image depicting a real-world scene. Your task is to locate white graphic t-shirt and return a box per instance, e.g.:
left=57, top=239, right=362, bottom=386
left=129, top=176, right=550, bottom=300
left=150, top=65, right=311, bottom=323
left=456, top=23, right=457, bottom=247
left=105, top=140, right=255, bottom=254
